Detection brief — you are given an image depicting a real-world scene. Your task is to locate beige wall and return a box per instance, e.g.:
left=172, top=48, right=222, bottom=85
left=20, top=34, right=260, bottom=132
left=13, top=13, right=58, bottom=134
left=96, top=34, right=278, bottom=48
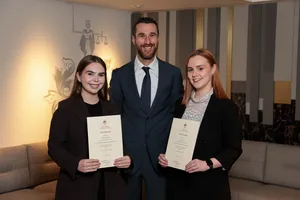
left=0, top=0, right=131, bottom=148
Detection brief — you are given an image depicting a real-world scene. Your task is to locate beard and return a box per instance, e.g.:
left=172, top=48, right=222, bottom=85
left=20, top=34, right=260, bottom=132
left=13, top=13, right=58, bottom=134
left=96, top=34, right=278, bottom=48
left=136, top=44, right=158, bottom=60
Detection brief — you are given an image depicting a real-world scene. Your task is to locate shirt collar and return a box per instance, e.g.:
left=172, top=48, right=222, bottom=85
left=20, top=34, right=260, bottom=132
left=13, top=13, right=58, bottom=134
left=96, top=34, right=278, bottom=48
left=191, top=88, right=214, bottom=103
left=134, top=56, right=159, bottom=75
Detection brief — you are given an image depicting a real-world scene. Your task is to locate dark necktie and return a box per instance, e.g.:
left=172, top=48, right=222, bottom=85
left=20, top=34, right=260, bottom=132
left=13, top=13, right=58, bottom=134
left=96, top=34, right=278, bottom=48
left=141, top=67, right=151, bottom=111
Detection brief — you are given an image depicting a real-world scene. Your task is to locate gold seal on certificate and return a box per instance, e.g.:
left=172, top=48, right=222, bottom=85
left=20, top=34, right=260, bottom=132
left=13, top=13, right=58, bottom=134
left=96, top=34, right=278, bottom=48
left=87, top=115, right=123, bottom=168
left=165, top=118, right=200, bottom=171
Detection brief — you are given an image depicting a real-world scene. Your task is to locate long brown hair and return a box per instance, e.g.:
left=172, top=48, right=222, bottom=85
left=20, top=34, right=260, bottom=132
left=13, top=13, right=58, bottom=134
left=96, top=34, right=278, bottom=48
left=70, top=55, right=108, bottom=100
left=182, top=48, right=228, bottom=105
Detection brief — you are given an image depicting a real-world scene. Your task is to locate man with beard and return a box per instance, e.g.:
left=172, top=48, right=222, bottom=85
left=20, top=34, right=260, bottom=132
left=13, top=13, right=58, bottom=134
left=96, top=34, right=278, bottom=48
left=110, top=17, right=183, bottom=200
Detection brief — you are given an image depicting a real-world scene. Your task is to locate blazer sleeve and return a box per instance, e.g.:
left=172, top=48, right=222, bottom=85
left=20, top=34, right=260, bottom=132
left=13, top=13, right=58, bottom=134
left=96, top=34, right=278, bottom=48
left=109, top=69, right=123, bottom=111
left=105, top=100, right=121, bottom=115
left=214, top=100, right=243, bottom=171
left=171, top=67, right=184, bottom=111
left=48, top=102, right=81, bottom=179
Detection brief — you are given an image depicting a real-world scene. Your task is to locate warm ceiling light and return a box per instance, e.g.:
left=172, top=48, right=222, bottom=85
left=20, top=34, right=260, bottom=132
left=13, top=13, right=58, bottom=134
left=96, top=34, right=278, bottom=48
left=245, top=0, right=273, bottom=2
left=135, top=4, right=144, bottom=8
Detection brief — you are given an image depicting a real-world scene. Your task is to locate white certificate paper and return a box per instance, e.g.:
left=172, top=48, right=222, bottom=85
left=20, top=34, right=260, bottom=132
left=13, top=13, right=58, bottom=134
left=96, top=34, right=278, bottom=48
left=87, top=115, right=123, bottom=168
left=165, top=118, right=200, bottom=171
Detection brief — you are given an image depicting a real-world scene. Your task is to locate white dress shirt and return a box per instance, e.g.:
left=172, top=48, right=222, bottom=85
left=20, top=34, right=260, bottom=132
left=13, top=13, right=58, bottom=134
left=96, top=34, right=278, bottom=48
left=134, top=56, right=159, bottom=106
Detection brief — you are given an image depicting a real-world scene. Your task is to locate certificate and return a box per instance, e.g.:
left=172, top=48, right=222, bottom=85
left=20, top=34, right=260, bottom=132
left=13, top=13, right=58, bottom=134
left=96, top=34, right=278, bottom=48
left=165, top=118, right=200, bottom=171
left=87, top=115, right=123, bottom=168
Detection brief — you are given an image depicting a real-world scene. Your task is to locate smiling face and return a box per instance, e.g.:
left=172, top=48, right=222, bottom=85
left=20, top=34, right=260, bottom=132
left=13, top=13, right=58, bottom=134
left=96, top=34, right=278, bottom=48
left=187, top=55, right=216, bottom=96
left=132, top=23, right=158, bottom=64
left=76, top=62, right=105, bottom=98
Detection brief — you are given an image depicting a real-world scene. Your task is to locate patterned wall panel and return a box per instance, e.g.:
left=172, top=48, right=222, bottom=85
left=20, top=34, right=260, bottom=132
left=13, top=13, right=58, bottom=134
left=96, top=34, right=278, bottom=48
left=292, top=1, right=300, bottom=101
left=175, top=10, right=196, bottom=77
left=168, top=11, right=177, bottom=66
left=247, top=4, right=262, bottom=123
left=131, top=0, right=300, bottom=145
left=195, top=9, right=204, bottom=49
left=219, top=7, right=229, bottom=93
left=260, top=3, right=276, bottom=125
left=232, top=6, right=248, bottom=82
left=157, top=12, right=167, bottom=61
left=274, top=2, right=295, bottom=82
left=296, top=0, right=300, bottom=121
left=131, top=13, right=142, bottom=60
left=206, top=8, right=221, bottom=64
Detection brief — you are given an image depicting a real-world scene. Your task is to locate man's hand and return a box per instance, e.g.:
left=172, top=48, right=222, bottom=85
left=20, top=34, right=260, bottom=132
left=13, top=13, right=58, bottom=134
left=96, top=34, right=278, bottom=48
left=158, top=154, right=168, bottom=168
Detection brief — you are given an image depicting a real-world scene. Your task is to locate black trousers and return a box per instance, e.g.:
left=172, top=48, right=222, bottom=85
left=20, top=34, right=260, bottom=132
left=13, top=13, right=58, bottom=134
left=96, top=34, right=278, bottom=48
left=125, top=148, right=166, bottom=200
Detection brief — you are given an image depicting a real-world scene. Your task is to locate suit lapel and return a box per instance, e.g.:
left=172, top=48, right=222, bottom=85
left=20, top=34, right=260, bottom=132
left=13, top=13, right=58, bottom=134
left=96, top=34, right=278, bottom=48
left=74, top=95, right=90, bottom=123
left=174, top=102, right=186, bottom=118
left=100, top=99, right=107, bottom=115
left=198, top=94, right=217, bottom=134
left=128, top=61, right=141, bottom=102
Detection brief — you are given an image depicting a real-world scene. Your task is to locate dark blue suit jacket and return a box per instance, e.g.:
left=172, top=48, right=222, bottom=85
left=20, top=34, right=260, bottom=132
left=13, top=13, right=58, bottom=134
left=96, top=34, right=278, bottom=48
left=110, top=58, right=183, bottom=175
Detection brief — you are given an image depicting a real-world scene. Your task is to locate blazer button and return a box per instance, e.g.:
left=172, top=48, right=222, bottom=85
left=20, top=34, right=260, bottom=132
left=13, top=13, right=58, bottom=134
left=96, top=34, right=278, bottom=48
left=203, top=140, right=207, bottom=144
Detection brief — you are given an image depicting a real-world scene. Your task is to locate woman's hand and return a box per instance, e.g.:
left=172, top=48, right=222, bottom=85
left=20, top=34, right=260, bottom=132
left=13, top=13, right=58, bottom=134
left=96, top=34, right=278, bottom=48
left=77, top=159, right=100, bottom=173
left=114, top=156, right=131, bottom=168
left=158, top=154, right=168, bottom=168
left=185, top=159, right=209, bottom=173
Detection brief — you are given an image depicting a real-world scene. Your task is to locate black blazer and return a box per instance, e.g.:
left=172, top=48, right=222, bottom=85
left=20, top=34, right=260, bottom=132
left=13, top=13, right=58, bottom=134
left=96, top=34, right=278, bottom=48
left=48, top=96, right=124, bottom=200
left=110, top=58, right=183, bottom=174
left=168, top=94, right=242, bottom=200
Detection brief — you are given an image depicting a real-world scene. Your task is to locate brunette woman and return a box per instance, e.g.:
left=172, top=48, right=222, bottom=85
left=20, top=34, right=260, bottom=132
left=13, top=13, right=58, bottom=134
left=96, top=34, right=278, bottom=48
left=48, top=55, right=131, bottom=200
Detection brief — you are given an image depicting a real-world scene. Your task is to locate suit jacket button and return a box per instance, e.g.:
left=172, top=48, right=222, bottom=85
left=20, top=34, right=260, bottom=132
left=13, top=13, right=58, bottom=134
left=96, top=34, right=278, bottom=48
left=203, top=140, right=207, bottom=144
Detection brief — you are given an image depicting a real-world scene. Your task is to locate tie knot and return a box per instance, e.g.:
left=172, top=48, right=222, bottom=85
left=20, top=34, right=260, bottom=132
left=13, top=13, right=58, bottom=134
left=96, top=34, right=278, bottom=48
left=142, top=67, right=150, bottom=74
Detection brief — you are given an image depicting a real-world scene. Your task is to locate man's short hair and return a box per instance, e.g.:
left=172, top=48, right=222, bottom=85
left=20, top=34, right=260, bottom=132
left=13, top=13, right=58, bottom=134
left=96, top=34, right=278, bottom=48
left=132, top=17, right=159, bottom=37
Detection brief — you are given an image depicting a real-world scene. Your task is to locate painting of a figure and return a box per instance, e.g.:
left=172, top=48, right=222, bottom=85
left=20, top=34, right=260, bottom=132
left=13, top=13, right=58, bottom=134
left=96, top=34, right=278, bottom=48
left=44, top=57, right=76, bottom=113
left=80, top=20, right=95, bottom=56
